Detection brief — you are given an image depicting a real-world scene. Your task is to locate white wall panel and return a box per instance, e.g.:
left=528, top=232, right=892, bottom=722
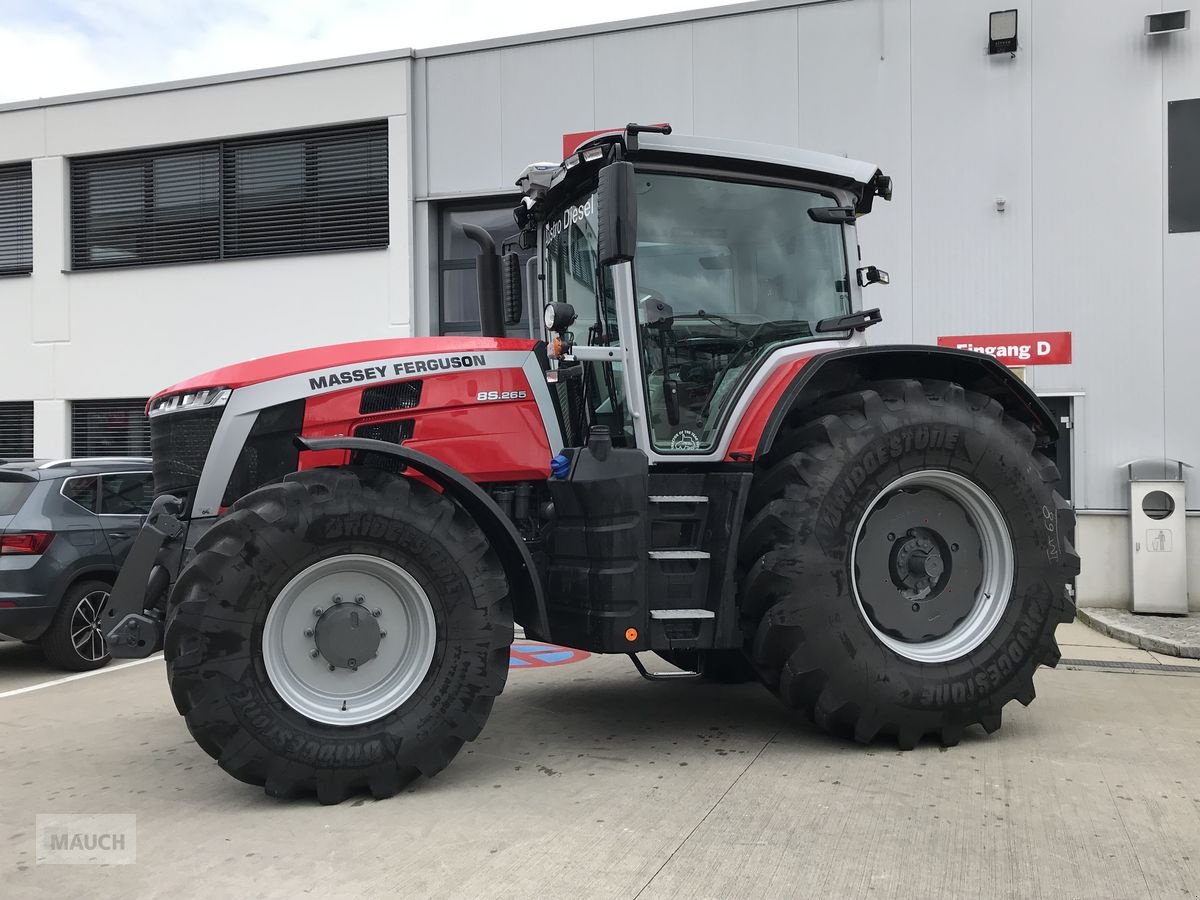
left=792, top=0, right=913, bottom=345
left=593, top=24, right=695, bottom=136
left=1032, top=0, right=1165, bottom=510
left=425, top=51, right=504, bottom=195
left=0, top=107, right=45, bottom=164
left=1161, top=20, right=1200, bottom=507
left=501, top=38, right=596, bottom=186
left=43, top=61, right=407, bottom=156
left=692, top=10, right=800, bottom=147
left=910, top=0, right=1033, bottom=343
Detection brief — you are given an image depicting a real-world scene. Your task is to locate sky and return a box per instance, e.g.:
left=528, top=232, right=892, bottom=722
left=0, top=0, right=739, bottom=104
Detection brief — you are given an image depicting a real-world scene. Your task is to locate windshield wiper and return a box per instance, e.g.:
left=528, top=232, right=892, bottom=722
left=699, top=320, right=813, bottom=418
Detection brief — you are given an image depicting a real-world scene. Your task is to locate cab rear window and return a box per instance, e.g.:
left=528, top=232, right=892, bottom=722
left=0, top=479, right=35, bottom=515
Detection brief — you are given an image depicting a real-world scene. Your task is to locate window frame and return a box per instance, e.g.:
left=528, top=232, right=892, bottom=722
left=435, top=196, right=527, bottom=335
left=0, top=161, right=33, bottom=277
left=60, top=474, right=101, bottom=514
left=70, top=121, right=388, bottom=271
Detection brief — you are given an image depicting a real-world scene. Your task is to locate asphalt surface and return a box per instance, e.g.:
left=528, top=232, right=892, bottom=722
left=1, top=623, right=1198, bottom=899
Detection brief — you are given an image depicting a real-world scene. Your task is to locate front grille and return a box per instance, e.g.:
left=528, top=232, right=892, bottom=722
left=360, top=381, right=422, bottom=415
left=150, top=407, right=223, bottom=496
left=222, top=399, right=305, bottom=506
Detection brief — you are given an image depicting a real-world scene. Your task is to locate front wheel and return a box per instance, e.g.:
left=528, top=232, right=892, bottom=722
left=740, top=379, right=1079, bottom=748
left=164, top=467, right=512, bottom=803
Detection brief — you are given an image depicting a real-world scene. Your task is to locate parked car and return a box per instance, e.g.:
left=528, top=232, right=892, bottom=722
left=0, top=457, right=154, bottom=670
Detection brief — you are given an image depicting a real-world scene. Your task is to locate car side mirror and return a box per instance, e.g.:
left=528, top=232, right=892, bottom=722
left=501, top=253, right=523, bottom=325
left=857, top=265, right=890, bottom=287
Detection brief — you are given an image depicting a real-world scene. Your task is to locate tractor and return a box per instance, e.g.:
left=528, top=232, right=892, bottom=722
left=105, top=124, right=1079, bottom=804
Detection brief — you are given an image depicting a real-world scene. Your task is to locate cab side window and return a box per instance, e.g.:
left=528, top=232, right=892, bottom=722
left=100, top=472, right=154, bottom=515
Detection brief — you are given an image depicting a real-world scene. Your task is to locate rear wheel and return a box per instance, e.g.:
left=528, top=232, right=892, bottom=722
left=740, top=379, right=1079, bottom=748
left=164, top=467, right=512, bottom=803
left=41, top=580, right=112, bottom=671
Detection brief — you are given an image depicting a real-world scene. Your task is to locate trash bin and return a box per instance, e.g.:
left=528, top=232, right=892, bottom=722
left=1125, top=458, right=1190, bottom=615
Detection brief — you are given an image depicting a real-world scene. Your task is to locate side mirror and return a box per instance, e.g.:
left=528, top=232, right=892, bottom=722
left=597, top=161, right=637, bottom=265
left=857, top=265, right=890, bottom=287
left=808, top=206, right=856, bottom=225
left=501, top=253, right=522, bottom=325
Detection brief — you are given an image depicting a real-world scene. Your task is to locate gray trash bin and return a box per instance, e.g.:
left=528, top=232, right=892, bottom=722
left=1124, top=458, right=1190, bottom=615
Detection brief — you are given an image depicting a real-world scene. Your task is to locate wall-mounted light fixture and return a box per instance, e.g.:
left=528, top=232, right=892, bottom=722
left=1146, top=10, right=1190, bottom=35
left=988, top=9, right=1018, bottom=55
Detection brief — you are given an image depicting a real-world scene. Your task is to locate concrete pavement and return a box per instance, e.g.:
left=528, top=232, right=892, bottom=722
left=1, top=626, right=1198, bottom=899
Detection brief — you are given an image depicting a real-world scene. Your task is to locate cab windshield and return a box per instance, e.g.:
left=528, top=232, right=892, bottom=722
left=634, top=172, right=851, bottom=452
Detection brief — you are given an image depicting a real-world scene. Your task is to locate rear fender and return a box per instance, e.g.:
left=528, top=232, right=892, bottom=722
left=295, top=436, right=551, bottom=640
left=757, top=345, right=1059, bottom=457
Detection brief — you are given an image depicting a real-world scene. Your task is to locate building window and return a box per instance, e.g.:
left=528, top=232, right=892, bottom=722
left=70, top=122, right=388, bottom=269
left=437, top=200, right=533, bottom=335
left=0, top=162, right=33, bottom=277
left=1169, top=99, right=1200, bottom=233
left=71, top=399, right=151, bottom=457
left=0, top=401, right=34, bottom=458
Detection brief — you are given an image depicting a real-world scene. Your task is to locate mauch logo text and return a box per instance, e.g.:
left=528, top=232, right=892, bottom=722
left=36, top=814, right=136, bottom=865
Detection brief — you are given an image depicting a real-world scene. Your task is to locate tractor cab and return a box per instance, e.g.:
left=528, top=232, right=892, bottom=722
left=508, top=124, right=893, bottom=458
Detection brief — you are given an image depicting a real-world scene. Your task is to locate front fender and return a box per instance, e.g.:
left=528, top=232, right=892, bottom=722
left=295, top=436, right=551, bottom=640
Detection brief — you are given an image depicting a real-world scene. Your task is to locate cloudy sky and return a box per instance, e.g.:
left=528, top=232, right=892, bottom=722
left=0, top=0, right=736, bottom=104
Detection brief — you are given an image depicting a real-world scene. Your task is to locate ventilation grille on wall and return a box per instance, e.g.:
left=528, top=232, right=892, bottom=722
left=359, top=381, right=423, bottom=415
left=0, top=401, right=34, bottom=459
left=71, top=398, right=151, bottom=457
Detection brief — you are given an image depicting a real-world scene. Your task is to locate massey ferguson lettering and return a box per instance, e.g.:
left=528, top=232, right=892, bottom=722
left=307, top=355, right=487, bottom=391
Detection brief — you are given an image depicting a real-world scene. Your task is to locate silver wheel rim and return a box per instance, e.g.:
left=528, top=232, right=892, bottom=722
left=262, top=554, right=437, bottom=726
left=71, top=590, right=110, bottom=662
left=851, top=470, right=1015, bottom=664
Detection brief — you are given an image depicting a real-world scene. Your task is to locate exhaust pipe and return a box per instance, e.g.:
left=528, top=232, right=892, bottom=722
left=463, top=224, right=505, bottom=338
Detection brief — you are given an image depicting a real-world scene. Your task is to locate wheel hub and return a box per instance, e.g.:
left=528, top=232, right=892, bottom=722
left=313, top=603, right=383, bottom=670
left=856, top=486, right=983, bottom=644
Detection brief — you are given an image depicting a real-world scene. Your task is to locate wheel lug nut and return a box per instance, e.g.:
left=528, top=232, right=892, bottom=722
left=309, top=649, right=319, bottom=658
left=379, top=631, right=387, bottom=639
left=304, top=628, right=314, bottom=638
left=887, top=532, right=896, bottom=542
left=313, top=607, right=323, bottom=617
left=372, top=608, right=382, bottom=618
left=951, top=542, right=959, bottom=552
left=328, top=664, right=336, bottom=672
left=911, top=603, right=920, bottom=612
left=332, top=595, right=343, bottom=605
left=354, top=595, right=365, bottom=605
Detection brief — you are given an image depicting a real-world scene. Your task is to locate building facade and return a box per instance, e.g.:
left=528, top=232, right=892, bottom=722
left=1, top=0, right=1197, bottom=608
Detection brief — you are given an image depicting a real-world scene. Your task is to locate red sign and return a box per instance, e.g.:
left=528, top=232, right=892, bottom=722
left=937, top=331, right=1072, bottom=366
left=562, top=123, right=669, bottom=159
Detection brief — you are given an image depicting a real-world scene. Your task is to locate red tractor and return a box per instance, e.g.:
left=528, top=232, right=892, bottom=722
left=106, top=125, right=1078, bottom=803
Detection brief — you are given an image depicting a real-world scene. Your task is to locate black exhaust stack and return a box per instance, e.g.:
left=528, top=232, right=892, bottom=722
left=463, top=224, right=505, bottom=338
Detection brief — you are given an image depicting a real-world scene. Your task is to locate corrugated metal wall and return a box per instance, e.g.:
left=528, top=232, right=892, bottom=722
left=414, top=0, right=1196, bottom=511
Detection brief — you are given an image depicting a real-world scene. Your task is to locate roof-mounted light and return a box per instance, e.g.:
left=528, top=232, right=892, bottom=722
left=580, top=146, right=605, bottom=163
left=562, top=153, right=582, bottom=170
left=149, top=387, right=232, bottom=417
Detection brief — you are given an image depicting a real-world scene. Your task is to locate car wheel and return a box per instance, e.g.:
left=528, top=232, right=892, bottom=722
left=41, top=579, right=114, bottom=671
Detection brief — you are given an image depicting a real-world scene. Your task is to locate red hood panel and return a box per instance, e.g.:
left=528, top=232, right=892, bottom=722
left=157, top=337, right=539, bottom=399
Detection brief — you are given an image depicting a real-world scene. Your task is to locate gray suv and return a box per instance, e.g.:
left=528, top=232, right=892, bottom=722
left=0, top=458, right=154, bottom=670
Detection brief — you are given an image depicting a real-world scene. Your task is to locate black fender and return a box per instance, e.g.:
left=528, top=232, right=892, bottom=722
left=758, top=345, right=1059, bottom=457
left=295, top=436, right=551, bottom=640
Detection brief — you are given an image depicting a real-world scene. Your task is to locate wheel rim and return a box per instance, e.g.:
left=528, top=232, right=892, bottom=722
left=262, top=554, right=437, bottom=726
left=851, top=470, right=1014, bottom=664
left=71, top=590, right=111, bottom=662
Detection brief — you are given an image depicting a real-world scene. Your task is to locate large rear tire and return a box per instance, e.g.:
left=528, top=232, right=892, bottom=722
left=164, top=467, right=512, bottom=803
left=740, top=379, right=1079, bottom=748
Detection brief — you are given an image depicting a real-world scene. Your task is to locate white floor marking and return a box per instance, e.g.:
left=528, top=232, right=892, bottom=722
left=0, top=654, right=163, bottom=700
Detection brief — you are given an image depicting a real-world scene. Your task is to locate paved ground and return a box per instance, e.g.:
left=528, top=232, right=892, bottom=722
left=1, top=624, right=1199, bottom=900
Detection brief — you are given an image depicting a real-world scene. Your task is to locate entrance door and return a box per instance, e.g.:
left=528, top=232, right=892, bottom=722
left=1039, top=396, right=1073, bottom=503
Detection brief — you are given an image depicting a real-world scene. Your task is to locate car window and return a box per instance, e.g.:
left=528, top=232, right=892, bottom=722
left=0, top=479, right=35, bottom=515
left=61, top=475, right=100, bottom=513
left=100, top=472, right=153, bottom=515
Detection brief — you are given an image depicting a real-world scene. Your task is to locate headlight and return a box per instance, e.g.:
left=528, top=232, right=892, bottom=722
left=544, top=302, right=577, bottom=333
left=149, top=387, right=232, bottom=417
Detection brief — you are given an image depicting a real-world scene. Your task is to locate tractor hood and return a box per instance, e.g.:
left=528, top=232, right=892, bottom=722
left=153, top=336, right=539, bottom=404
